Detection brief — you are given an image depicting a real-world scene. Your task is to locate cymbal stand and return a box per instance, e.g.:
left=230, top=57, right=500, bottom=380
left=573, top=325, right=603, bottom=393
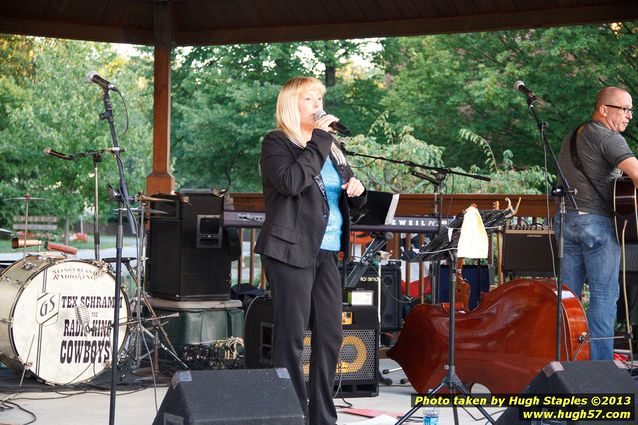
left=44, top=146, right=117, bottom=259
left=21, top=195, right=31, bottom=261
left=119, top=201, right=186, bottom=372
left=91, top=151, right=106, bottom=260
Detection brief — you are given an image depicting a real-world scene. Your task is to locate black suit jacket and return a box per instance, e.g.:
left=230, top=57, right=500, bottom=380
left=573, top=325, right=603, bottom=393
left=254, top=129, right=367, bottom=268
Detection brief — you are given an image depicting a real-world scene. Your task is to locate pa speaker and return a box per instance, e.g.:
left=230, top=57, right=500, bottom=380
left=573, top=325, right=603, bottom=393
left=495, top=360, right=637, bottom=425
left=244, top=298, right=379, bottom=397
left=147, top=190, right=232, bottom=300
left=341, top=261, right=401, bottom=331
left=152, top=369, right=304, bottom=425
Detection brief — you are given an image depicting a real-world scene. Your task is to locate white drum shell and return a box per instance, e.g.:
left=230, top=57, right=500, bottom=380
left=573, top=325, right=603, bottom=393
left=0, top=255, right=129, bottom=385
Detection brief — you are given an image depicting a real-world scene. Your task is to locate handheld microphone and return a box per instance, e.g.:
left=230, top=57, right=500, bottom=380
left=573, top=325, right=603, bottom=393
left=315, top=110, right=351, bottom=136
left=44, top=148, right=73, bottom=160
left=86, top=71, right=118, bottom=92
left=514, top=80, right=536, bottom=99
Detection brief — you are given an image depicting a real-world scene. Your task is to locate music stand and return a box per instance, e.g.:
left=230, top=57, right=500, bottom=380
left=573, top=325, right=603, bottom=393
left=396, top=208, right=512, bottom=425
left=345, top=191, right=400, bottom=288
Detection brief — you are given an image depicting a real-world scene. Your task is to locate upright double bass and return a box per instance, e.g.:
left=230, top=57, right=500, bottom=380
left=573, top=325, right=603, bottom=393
left=388, top=278, right=590, bottom=394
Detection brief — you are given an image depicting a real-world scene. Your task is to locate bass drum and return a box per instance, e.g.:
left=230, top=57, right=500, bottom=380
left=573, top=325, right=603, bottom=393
left=0, top=254, right=130, bottom=385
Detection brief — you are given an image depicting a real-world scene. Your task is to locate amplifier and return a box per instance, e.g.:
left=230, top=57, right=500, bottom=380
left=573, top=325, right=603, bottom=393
left=245, top=299, right=379, bottom=397
left=341, top=261, right=402, bottom=332
left=502, top=227, right=558, bottom=277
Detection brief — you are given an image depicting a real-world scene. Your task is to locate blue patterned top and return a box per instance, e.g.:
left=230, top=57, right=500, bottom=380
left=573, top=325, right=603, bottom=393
left=319, top=158, right=343, bottom=251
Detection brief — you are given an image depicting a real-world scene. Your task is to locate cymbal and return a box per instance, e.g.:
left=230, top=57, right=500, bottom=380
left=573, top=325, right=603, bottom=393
left=5, top=196, right=45, bottom=201
left=138, top=195, right=175, bottom=203
left=0, top=228, right=12, bottom=234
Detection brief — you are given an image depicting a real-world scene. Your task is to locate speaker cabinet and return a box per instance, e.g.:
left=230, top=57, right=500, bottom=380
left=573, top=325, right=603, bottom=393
left=147, top=190, right=232, bottom=300
left=152, top=369, right=304, bottom=425
left=495, top=360, right=637, bottom=425
left=244, top=299, right=379, bottom=397
left=342, top=261, right=401, bottom=331
left=502, top=228, right=558, bottom=277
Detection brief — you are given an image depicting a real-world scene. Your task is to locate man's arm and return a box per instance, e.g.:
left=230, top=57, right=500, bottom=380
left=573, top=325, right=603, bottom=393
left=617, top=157, right=638, bottom=187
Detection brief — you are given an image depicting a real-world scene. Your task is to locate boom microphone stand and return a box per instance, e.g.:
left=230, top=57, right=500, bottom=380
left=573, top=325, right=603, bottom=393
left=93, top=81, right=137, bottom=425
left=516, top=83, right=578, bottom=361
left=343, top=146, right=490, bottom=303
left=44, top=146, right=121, bottom=259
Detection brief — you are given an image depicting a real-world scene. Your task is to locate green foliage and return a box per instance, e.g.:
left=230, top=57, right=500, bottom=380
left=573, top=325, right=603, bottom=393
left=1, top=21, right=636, bottom=227
left=349, top=116, right=550, bottom=195
left=169, top=41, right=381, bottom=191
left=346, top=112, right=445, bottom=193
left=0, top=37, right=153, bottom=230
left=380, top=22, right=638, bottom=170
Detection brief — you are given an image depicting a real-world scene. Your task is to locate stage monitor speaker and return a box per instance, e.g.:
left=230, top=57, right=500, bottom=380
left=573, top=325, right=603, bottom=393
left=152, top=369, right=304, bottom=425
left=244, top=298, right=379, bottom=397
left=147, top=190, right=232, bottom=300
left=502, top=227, right=558, bottom=277
left=341, top=261, right=402, bottom=332
left=495, top=360, right=637, bottom=425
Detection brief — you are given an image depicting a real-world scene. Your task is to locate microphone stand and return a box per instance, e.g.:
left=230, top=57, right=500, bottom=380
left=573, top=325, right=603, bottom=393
left=342, top=146, right=490, bottom=304
left=95, top=86, right=137, bottom=425
left=45, top=147, right=123, bottom=259
left=524, top=93, right=577, bottom=361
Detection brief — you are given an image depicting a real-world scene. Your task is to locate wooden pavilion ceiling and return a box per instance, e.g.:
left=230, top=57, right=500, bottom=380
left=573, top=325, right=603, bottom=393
left=1, top=0, right=637, bottom=46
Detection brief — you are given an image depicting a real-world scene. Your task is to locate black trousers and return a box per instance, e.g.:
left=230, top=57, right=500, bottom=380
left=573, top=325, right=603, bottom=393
left=261, top=251, right=343, bottom=425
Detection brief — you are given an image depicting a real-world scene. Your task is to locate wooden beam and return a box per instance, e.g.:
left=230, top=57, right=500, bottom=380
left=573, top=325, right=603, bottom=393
left=177, top=3, right=638, bottom=45
left=229, top=192, right=555, bottom=218
left=0, top=17, right=153, bottom=45
left=146, top=45, right=174, bottom=195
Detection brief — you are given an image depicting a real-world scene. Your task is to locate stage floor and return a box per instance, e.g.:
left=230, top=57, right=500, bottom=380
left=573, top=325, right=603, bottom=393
left=0, top=359, right=509, bottom=425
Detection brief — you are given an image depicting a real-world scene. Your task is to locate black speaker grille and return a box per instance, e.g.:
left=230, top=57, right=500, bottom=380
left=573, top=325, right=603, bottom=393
left=148, top=219, right=181, bottom=294
left=147, top=192, right=232, bottom=300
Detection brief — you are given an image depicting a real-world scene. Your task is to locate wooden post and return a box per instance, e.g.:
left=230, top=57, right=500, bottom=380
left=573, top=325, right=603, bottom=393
left=146, top=1, right=175, bottom=195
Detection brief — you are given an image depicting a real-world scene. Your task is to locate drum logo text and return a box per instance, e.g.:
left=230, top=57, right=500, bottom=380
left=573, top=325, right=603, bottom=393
left=36, top=292, right=59, bottom=325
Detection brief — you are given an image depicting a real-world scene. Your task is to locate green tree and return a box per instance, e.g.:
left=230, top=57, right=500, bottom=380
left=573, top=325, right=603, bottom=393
left=379, top=23, right=638, bottom=173
left=0, top=37, right=153, bottom=236
left=168, top=41, right=383, bottom=191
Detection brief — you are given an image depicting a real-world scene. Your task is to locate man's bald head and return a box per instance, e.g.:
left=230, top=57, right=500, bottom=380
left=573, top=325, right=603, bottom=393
left=594, top=87, right=629, bottom=111
left=593, top=86, right=633, bottom=132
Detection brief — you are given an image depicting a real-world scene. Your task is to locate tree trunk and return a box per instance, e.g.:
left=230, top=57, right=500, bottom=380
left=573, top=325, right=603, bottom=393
left=325, top=65, right=336, bottom=87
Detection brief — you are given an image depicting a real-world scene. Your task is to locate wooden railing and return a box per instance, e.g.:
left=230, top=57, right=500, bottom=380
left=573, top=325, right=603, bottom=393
left=229, top=193, right=557, bottom=290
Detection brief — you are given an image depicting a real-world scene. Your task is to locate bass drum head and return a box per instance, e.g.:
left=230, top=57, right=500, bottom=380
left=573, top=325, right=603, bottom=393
left=2, top=257, right=129, bottom=385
